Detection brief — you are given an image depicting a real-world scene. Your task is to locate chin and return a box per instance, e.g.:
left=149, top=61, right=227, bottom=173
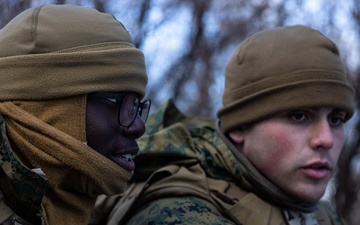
left=288, top=185, right=326, bottom=203
left=299, top=190, right=326, bottom=203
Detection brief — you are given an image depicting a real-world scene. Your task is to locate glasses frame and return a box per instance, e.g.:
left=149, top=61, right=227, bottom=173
left=89, top=92, right=151, bottom=128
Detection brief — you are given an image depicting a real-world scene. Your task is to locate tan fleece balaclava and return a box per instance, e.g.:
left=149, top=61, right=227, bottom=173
left=217, top=25, right=354, bottom=133
left=0, top=4, right=147, bottom=100
left=0, top=4, right=147, bottom=225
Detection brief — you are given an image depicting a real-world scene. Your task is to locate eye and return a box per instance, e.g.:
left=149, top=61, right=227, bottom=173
left=328, top=110, right=347, bottom=127
left=328, top=115, right=345, bottom=126
left=289, top=112, right=308, bottom=122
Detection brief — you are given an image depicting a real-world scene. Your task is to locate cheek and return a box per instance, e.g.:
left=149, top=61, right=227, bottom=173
left=85, top=102, right=114, bottom=156
left=244, top=125, right=296, bottom=174
left=86, top=112, right=109, bottom=136
left=263, top=135, right=295, bottom=173
left=86, top=108, right=102, bottom=149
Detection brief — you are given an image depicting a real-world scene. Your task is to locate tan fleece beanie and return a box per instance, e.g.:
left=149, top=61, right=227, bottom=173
left=0, top=4, right=147, bottom=100
left=217, top=25, right=354, bottom=133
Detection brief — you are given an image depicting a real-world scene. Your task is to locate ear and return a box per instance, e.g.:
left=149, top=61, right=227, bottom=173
left=228, top=130, right=245, bottom=144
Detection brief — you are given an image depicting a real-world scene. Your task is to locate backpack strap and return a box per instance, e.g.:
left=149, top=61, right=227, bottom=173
left=0, top=190, right=34, bottom=225
left=105, top=162, right=285, bottom=225
left=106, top=161, right=208, bottom=225
left=206, top=176, right=285, bottom=225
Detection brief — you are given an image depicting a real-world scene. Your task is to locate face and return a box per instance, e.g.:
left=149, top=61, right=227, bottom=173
left=86, top=92, right=146, bottom=171
left=229, top=107, right=347, bottom=202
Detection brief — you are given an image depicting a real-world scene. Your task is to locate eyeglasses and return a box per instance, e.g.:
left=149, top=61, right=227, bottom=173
left=89, top=92, right=151, bottom=128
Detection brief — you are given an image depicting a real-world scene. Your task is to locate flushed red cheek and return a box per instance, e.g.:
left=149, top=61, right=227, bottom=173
left=260, top=132, right=295, bottom=174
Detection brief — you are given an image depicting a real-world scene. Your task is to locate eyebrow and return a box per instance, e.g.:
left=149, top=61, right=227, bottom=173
left=331, top=108, right=347, bottom=115
left=287, top=107, right=347, bottom=116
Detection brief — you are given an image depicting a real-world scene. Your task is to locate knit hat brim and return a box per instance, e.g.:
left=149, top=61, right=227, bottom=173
left=218, top=70, right=354, bottom=133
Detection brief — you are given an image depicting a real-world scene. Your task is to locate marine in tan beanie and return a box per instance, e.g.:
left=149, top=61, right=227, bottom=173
left=216, top=25, right=354, bottom=222
left=0, top=4, right=149, bottom=225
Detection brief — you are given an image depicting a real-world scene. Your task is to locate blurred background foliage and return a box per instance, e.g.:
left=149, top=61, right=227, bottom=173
left=1, top=0, right=360, bottom=224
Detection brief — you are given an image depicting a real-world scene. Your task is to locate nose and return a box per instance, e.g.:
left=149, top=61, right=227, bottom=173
left=121, top=115, right=146, bottom=139
left=309, top=119, right=334, bottom=151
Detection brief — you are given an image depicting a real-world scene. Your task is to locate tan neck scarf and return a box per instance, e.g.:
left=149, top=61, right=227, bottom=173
left=0, top=101, right=132, bottom=224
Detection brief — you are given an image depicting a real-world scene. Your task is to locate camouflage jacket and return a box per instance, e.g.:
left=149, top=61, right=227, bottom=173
left=0, top=114, right=47, bottom=225
left=90, top=99, right=346, bottom=225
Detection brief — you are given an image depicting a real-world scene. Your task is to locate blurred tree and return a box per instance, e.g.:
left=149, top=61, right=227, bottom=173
left=117, top=0, right=290, bottom=117
left=1, top=0, right=360, bottom=224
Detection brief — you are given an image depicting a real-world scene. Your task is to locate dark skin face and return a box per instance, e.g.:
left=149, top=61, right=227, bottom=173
left=85, top=92, right=145, bottom=171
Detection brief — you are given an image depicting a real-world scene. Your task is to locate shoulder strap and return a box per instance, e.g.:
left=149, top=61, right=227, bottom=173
left=106, top=162, right=285, bottom=225
left=0, top=190, right=35, bottom=225
left=106, top=162, right=209, bottom=225
left=0, top=189, right=14, bottom=224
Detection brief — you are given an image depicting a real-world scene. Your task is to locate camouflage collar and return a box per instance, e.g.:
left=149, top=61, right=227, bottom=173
left=0, top=114, right=47, bottom=223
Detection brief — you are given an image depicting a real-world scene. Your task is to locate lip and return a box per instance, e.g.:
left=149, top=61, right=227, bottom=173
left=301, top=161, right=332, bottom=180
left=109, top=147, right=139, bottom=171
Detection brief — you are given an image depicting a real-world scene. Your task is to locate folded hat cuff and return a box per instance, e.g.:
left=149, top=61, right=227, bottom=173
left=0, top=42, right=147, bottom=101
left=218, top=70, right=354, bottom=133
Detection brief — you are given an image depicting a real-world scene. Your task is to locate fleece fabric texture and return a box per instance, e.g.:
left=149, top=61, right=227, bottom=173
left=217, top=25, right=354, bottom=133
left=0, top=100, right=132, bottom=225
left=0, top=5, right=147, bottom=100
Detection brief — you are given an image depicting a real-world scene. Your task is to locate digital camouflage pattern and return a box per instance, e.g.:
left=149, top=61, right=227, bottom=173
left=0, top=114, right=47, bottom=222
left=100, top=99, right=345, bottom=225
left=125, top=196, right=344, bottom=225
left=127, top=197, right=236, bottom=225
left=133, top=99, right=239, bottom=182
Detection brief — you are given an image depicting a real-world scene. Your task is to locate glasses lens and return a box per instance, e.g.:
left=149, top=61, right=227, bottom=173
left=119, top=95, right=139, bottom=127
left=139, top=100, right=151, bottom=123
